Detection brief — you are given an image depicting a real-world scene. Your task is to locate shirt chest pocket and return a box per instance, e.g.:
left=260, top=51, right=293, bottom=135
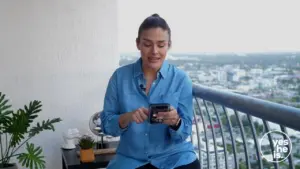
left=120, top=93, right=141, bottom=113
left=159, top=91, right=180, bottom=109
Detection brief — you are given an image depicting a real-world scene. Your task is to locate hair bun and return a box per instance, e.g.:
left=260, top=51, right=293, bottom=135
left=151, top=13, right=160, bottom=17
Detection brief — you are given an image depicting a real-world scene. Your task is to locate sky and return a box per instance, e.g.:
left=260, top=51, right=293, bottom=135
left=118, top=0, right=300, bottom=53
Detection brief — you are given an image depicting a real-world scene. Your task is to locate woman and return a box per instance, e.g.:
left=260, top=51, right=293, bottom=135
left=100, top=13, right=200, bottom=169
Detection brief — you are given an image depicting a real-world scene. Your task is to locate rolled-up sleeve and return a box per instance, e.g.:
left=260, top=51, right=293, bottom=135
left=100, top=71, right=127, bottom=137
left=169, top=75, right=193, bottom=142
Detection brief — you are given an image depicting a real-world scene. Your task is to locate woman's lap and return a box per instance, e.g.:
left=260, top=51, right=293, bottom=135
left=136, top=159, right=200, bottom=169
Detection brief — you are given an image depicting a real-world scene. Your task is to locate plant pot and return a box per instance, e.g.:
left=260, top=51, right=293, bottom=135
left=0, top=163, right=18, bottom=169
left=80, top=148, right=95, bottom=163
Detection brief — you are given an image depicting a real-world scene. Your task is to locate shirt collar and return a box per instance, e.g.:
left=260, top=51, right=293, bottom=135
left=133, top=57, right=168, bottom=79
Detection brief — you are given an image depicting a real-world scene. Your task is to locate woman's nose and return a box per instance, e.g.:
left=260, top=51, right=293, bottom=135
left=151, top=45, right=158, bottom=55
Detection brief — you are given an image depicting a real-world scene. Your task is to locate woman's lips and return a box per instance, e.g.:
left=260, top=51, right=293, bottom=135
left=148, top=57, right=160, bottom=63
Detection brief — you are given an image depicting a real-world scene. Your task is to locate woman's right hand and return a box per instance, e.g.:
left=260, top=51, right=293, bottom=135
left=130, top=107, right=149, bottom=124
left=119, top=107, right=149, bottom=129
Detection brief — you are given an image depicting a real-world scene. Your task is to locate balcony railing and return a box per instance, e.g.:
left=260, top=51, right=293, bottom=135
left=191, top=84, right=300, bottom=169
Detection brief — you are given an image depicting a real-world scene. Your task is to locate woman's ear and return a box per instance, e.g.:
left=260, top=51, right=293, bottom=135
left=136, top=38, right=141, bottom=50
left=168, top=40, right=172, bottom=49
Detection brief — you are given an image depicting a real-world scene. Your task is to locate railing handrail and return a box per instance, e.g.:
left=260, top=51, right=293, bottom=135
left=192, top=84, right=300, bottom=131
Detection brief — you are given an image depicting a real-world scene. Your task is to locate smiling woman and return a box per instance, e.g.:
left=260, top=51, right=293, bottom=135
left=100, top=14, right=200, bottom=169
left=136, top=13, right=171, bottom=72
left=135, top=14, right=172, bottom=94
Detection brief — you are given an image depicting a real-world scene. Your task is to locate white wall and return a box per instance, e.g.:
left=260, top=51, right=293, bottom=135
left=0, top=0, right=119, bottom=168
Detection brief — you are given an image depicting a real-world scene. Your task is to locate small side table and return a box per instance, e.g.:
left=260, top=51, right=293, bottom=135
left=61, top=141, right=119, bottom=169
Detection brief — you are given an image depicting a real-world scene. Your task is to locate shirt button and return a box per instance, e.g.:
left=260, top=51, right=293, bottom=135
left=145, top=133, right=148, bottom=136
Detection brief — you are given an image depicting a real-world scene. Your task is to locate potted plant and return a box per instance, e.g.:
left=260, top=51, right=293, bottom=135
left=0, top=92, right=62, bottom=169
left=78, top=135, right=95, bottom=163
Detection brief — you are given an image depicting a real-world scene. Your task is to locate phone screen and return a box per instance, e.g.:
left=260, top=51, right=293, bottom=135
left=149, top=103, right=170, bottom=124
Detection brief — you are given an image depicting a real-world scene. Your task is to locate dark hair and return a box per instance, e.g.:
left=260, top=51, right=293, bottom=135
left=137, top=13, right=171, bottom=45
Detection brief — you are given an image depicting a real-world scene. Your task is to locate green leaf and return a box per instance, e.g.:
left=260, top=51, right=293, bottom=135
left=0, top=114, right=11, bottom=133
left=0, top=93, right=12, bottom=115
left=4, top=109, right=29, bottom=147
left=17, top=143, right=46, bottom=169
left=0, top=92, right=13, bottom=133
left=3, top=100, right=46, bottom=147
left=79, top=135, right=95, bottom=149
left=29, top=118, right=62, bottom=137
left=0, top=92, right=61, bottom=167
left=24, top=101, right=42, bottom=124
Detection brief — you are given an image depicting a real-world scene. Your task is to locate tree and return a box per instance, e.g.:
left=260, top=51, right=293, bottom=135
left=241, top=115, right=250, bottom=126
left=226, top=144, right=233, bottom=154
left=254, top=121, right=264, bottom=136
left=230, top=115, right=238, bottom=127
left=221, top=116, right=228, bottom=127
left=229, top=114, right=250, bottom=127
left=262, top=159, right=273, bottom=168
left=239, top=162, right=247, bottom=169
left=291, top=96, right=300, bottom=102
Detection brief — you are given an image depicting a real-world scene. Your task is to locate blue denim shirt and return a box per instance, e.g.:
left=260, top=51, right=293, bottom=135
left=100, top=58, right=196, bottom=169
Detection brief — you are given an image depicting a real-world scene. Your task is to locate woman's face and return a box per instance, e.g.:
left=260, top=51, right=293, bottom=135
left=136, top=27, right=170, bottom=71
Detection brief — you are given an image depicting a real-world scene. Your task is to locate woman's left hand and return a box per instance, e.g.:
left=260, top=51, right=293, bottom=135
left=155, top=106, right=180, bottom=126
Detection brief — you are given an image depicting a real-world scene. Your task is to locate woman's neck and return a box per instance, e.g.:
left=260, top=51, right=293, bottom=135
left=142, top=65, right=158, bottom=80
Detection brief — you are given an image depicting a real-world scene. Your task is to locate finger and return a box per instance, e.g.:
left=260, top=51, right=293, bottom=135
left=132, top=114, right=140, bottom=123
left=136, top=115, right=143, bottom=123
left=169, top=109, right=179, bottom=119
left=134, top=110, right=144, bottom=123
left=157, top=112, right=165, bottom=118
left=141, top=107, right=149, bottom=115
left=158, top=111, right=176, bottom=119
left=162, top=119, right=170, bottom=125
left=140, top=110, right=148, bottom=121
left=135, top=112, right=144, bottom=123
left=161, top=119, right=175, bottom=125
left=138, top=108, right=148, bottom=122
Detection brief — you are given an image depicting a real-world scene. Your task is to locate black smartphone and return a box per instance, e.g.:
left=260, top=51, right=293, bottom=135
left=149, top=103, right=170, bottom=124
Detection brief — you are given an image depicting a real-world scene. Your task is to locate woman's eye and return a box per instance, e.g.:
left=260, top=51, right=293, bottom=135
left=143, top=43, right=165, bottom=48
